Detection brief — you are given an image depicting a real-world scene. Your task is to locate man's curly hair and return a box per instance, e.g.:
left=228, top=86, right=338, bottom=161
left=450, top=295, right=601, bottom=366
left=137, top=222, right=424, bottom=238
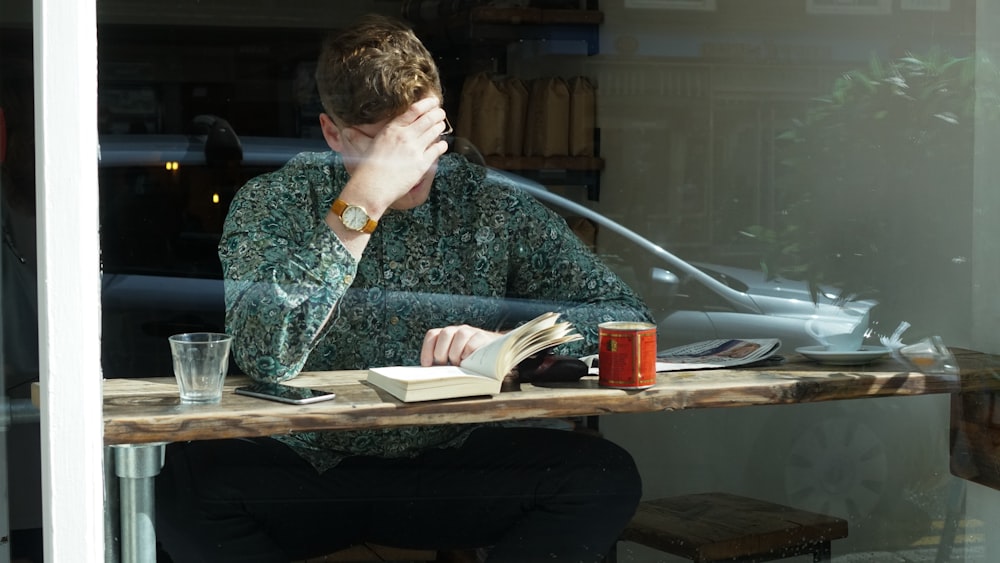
left=315, top=14, right=443, bottom=126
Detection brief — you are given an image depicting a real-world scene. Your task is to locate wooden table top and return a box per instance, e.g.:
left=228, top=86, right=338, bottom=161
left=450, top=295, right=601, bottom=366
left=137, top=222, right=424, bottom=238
left=94, top=348, right=1000, bottom=446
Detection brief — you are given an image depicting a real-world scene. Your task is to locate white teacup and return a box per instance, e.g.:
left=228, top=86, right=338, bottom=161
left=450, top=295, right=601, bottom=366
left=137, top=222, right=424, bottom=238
left=806, top=309, right=869, bottom=352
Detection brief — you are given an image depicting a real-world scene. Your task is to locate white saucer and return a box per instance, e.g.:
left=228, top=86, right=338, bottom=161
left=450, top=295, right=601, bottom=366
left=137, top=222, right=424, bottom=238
left=795, top=345, right=892, bottom=365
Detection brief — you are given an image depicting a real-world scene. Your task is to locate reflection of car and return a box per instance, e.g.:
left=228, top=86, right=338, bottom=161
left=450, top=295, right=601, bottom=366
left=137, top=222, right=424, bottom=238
left=99, top=133, right=876, bottom=378
left=486, top=169, right=877, bottom=351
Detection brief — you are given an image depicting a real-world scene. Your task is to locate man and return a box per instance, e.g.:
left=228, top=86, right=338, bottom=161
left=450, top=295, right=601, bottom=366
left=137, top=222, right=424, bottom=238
left=156, top=14, right=653, bottom=562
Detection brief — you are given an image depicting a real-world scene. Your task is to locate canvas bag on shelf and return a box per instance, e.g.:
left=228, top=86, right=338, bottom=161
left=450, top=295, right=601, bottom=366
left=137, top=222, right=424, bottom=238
left=472, top=75, right=508, bottom=156
left=456, top=72, right=489, bottom=143
left=501, top=76, right=529, bottom=157
left=568, top=75, right=596, bottom=157
left=525, top=76, right=570, bottom=158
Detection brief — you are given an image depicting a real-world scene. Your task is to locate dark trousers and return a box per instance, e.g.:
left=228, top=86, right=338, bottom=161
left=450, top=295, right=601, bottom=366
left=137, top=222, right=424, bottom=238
left=156, top=426, right=641, bottom=563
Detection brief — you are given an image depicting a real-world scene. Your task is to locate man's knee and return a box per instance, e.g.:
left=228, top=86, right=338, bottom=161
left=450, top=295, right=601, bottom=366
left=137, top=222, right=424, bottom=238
left=544, top=430, right=642, bottom=508
left=583, top=434, right=642, bottom=500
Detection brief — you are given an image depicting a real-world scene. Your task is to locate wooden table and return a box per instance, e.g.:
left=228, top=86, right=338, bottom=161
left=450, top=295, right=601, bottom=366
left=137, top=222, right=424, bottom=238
left=88, top=348, right=1000, bottom=563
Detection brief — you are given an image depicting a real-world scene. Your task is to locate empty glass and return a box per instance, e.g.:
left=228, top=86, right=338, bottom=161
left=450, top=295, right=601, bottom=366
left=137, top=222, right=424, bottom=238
left=168, top=333, right=233, bottom=404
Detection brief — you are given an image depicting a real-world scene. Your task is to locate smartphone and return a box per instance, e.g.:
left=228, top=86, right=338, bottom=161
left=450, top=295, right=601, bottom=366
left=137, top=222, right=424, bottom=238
left=234, top=382, right=337, bottom=405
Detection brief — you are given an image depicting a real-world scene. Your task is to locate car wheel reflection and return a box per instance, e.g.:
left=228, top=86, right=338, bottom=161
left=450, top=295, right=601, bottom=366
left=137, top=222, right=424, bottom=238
left=783, top=415, right=889, bottom=519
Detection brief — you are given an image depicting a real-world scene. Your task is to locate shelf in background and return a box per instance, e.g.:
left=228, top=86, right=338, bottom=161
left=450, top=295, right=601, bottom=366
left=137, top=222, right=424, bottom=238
left=485, top=155, right=604, bottom=201
left=468, top=7, right=604, bottom=26
left=484, top=155, right=604, bottom=171
left=446, top=8, right=604, bottom=55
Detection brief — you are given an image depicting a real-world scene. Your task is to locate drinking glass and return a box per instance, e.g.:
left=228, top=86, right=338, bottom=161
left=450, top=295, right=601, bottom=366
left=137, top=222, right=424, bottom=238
left=168, top=333, right=233, bottom=404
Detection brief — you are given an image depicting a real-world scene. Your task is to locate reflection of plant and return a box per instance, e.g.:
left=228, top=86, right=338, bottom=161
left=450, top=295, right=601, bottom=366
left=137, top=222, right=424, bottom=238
left=745, top=51, right=1000, bottom=312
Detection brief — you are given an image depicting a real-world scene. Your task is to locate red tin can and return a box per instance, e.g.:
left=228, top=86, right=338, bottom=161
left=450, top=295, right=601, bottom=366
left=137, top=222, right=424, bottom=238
left=598, top=321, right=657, bottom=389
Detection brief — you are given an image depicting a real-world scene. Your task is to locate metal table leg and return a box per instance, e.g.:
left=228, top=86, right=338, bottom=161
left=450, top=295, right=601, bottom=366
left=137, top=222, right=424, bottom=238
left=104, top=447, right=120, bottom=563
left=112, top=444, right=166, bottom=563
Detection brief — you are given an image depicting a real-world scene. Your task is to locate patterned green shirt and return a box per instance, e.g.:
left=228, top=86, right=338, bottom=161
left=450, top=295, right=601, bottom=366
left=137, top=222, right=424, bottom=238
left=219, top=151, right=652, bottom=472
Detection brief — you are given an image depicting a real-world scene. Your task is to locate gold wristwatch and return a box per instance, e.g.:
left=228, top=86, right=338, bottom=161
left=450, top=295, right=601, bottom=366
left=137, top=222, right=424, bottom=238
left=330, top=198, right=378, bottom=234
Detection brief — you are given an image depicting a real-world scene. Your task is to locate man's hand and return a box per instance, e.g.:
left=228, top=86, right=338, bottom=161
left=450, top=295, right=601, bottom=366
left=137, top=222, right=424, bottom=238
left=343, top=96, right=449, bottom=214
left=420, top=325, right=504, bottom=367
left=322, top=96, right=450, bottom=259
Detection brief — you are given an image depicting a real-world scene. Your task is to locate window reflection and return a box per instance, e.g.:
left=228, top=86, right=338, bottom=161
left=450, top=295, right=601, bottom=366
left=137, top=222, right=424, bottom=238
left=1, top=11, right=43, bottom=563
left=5, top=0, right=1000, bottom=560
left=90, top=2, right=986, bottom=558
left=1, top=44, right=38, bottom=390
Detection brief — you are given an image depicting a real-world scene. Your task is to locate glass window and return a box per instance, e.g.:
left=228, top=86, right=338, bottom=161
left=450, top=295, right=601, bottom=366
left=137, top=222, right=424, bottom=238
left=1, top=2, right=43, bottom=561
left=91, top=1, right=1000, bottom=560
left=7, top=0, right=1000, bottom=560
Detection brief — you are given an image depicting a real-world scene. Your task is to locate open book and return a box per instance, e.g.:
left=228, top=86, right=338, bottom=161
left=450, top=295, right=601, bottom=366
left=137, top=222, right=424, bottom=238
left=366, top=312, right=583, bottom=402
left=654, top=338, right=782, bottom=371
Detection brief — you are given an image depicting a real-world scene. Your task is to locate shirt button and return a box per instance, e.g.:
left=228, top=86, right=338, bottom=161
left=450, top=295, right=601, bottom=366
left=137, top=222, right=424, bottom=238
left=390, top=316, right=399, bottom=325
left=344, top=274, right=353, bottom=284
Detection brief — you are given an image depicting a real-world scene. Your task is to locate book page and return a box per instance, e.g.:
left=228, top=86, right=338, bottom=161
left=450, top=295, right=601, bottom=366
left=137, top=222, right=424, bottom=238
left=506, top=324, right=581, bottom=367
left=459, top=312, right=581, bottom=379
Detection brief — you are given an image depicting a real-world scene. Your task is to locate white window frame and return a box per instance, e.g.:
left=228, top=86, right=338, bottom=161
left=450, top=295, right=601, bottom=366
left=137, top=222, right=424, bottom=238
left=34, top=0, right=105, bottom=560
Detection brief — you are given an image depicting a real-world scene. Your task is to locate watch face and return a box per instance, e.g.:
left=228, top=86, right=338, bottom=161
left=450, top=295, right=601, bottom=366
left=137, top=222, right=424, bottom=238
left=342, top=205, right=370, bottom=231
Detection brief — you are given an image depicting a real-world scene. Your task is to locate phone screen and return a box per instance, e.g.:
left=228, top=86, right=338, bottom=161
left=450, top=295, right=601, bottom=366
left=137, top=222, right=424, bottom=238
left=234, top=382, right=336, bottom=405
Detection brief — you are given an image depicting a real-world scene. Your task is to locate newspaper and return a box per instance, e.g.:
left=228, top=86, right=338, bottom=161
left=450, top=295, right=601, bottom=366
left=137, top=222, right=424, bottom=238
left=655, top=338, right=782, bottom=372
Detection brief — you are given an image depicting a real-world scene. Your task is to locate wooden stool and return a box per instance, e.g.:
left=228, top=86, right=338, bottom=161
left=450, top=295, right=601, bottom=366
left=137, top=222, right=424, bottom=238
left=619, top=492, right=848, bottom=562
left=294, top=545, right=481, bottom=562
left=293, top=544, right=436, bottom=562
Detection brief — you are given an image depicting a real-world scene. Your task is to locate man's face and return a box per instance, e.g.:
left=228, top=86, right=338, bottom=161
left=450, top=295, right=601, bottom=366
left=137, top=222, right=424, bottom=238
left=328, top=115, right=452, bottom=211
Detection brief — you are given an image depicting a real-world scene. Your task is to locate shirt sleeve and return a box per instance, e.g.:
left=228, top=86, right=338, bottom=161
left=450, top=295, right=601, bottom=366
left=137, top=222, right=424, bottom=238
left=502, top=189, right=654, bottom=356
left=218, top=164, right=354, bottom=382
